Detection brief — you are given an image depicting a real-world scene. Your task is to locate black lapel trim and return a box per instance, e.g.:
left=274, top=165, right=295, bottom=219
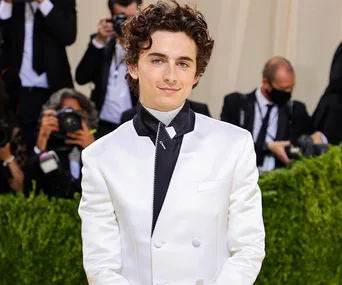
left=101, top=38, right=116, bottom=92
left=133, top=100, right=195, bottom=143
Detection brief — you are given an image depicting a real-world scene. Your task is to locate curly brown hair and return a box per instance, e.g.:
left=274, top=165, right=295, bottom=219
left=123, top=0, right=214, bottom=95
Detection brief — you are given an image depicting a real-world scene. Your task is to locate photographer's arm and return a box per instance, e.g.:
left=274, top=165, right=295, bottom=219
left=0, top=143, right=23, bottom=193
left=37, top=0, right=76, bottom=46
left=36, top=110, right=58, bottom=152
left=75, top=17, right=113, bottom=85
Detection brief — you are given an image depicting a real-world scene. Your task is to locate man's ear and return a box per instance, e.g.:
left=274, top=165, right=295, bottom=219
left=193, top=73, right=202, bottom=85
left=128, top=64, right=138, bottom=80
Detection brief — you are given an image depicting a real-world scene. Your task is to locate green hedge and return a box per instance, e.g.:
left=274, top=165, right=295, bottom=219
left=0, top=146, right=341, bottom=285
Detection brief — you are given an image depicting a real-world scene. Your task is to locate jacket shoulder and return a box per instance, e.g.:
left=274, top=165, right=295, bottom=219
left=82, top=121, right=133, bottom=159
left=195, top=113, right=250, bottom=141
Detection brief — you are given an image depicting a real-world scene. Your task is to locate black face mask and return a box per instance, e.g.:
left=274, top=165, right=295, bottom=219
left=268, top=83, right=292, bottom=107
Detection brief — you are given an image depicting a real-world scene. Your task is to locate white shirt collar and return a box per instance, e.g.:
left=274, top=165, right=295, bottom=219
left=255, top=88, right=273, bottom=108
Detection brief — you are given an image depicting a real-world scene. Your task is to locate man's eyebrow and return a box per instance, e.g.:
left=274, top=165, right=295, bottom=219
left=147, top=52, right=194, bottom=62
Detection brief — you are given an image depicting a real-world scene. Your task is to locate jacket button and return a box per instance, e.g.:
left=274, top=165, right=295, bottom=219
left=154, top=240, right=163, bottom=248
left=192, top=238, right=201, bottom=247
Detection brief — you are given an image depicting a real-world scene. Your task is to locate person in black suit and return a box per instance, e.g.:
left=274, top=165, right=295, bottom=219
left=312, top=77, right=342, bottom=145
left=221, top=56, right=325, bottom=172
left=0, top=80, right=24, bottom=194
left=75, top=0, right=141, bottom=138
left=0, top=0, right=77, bottom=153
left=328, top=41, right=342, bottom=84
left=24, top=88, right=98, bottom=198
left=120, top=99, right=211, bottom=124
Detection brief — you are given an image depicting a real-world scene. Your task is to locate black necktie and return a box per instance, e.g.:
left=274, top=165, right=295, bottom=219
left=256, top=104, right=274, bottom=165
left=32, top=9, right=45, bottom=75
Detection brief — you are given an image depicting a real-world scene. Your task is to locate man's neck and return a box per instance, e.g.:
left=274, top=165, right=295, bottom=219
left=260, top=87, right=272, bottom=102
left=143, top=103, right=184, bottom=126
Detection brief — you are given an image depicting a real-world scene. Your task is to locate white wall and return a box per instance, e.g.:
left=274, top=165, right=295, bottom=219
left=67, top=0, right=342, bottom=118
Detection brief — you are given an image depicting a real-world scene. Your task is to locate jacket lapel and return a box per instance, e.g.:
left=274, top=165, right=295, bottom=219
left=245, top=91, right=256, bottom=134
left=101, top=38, right=116, bottom=92
left=275, top=106, right=288, bottom=140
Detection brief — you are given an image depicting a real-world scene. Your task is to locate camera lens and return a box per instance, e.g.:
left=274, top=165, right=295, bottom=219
left=62, top=114, right=81, bottom=132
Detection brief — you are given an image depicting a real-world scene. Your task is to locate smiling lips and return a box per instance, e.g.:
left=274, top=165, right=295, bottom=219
left=158, top=87, right=181, bottom=94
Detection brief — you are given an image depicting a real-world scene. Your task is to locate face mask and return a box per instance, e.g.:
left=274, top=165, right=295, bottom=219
left=268, top=83, right=292, bottom=107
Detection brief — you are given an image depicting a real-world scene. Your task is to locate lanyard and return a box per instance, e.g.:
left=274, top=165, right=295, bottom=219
left=113, top=56, right=125, bottom=79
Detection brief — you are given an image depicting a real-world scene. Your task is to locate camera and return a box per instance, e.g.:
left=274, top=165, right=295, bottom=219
left=107, top=13, right=128, bottom=37
left=0, top=119, right=11, bottom=148
left=47, top=107, right=82, bottom=152
left=55, top=106, right=82, bottom=134
left=285, top=134, right=328, bottom=159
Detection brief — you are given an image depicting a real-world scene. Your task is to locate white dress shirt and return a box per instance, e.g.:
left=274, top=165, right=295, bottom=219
left=0, top=0, right=53, bottom=88
left=253, top=88, right=278, bottom=172
left=92, top=38, right=133, bottom=124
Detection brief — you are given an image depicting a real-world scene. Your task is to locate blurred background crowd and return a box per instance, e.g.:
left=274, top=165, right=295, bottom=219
left=0, top=0, right=341, bottom=198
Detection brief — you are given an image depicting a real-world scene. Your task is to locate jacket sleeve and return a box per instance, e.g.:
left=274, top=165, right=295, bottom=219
left=42, top=0, right=77, bottom=46
left=78, top=149, right=131, bottom=285
left=215, top=132, right=265, bottom=285
left=75, top=36, right=105, bottom=85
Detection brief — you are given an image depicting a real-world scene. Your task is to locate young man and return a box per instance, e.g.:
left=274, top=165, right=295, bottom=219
left=79, top=1, right=265, bottom=285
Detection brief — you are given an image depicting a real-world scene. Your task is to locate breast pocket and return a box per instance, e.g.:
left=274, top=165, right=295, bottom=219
left=197, top=178, right=232, bottom=193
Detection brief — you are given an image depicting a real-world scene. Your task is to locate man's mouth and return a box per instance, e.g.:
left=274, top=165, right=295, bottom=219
left=158, top=87, right=181, bottom=94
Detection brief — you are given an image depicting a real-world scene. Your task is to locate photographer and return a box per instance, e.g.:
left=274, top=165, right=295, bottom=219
left=0, top=0, right=77, bottom=153
left=75, top=0, right=141, bottom=138
left=221, top=56, right=327, bottom=173
left=25, top=88, right=98, bottom=198
left=0, top=80, right=25, bottom=194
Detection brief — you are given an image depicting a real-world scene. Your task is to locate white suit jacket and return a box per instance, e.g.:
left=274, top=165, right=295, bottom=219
left=79, top=113, right=265, bottom=285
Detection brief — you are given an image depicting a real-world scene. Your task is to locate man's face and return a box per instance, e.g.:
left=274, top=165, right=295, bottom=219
left=265, top=68, right=296, bottom=93
left=113, top=2, right=138, bottom=17
left=129, top=31, right=199, bottom=111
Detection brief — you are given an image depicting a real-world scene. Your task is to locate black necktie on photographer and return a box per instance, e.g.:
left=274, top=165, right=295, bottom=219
left=32, top=9, right=45, bottom=75
left=256, top=104, right=274, bottom=166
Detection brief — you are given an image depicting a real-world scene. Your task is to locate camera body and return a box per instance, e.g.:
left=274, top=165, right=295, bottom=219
left=285, top=134, right=328, bottom=159
left=55, top=106, right=82, bottom=134
left=107, top=13, right=128, bottom=37
left=0, top=119, right=11, bottom=148
left=47, top=107, right=82, bottom=152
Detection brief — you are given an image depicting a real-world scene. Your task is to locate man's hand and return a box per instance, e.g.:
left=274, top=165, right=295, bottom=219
left=95, top=16, right=115, bottom=45
left=36, top=109, right=59, bottom=152
left=35, top=0, right=45, bottom=3
left=65, top=121, right=95, bottom=149
left=0, top=143, right=12, bottom=162
left=267, top=140, right=291, bottom=165
left=311, top=131, right=325, bottom=144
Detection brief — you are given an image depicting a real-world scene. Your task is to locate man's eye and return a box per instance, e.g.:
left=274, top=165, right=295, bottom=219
left=152, top=59, right=163, bottom=64
left=178, top=62, right=189, bottom=68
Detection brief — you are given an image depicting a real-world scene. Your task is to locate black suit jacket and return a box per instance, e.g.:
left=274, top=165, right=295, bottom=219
left=329, top=41, right=342, bottom=83
left=220, top=90, right=314, bottom=166
left=75, top=36, right=138, bottom=114
left=312, top=92, right=342, bottom=145
left=0, top=0, right=76, bottom=92
left=120, top=100, right=211, bottom=124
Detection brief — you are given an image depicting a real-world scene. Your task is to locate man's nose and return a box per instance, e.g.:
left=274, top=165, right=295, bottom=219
left=163, top=63, right=177, bottom=84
